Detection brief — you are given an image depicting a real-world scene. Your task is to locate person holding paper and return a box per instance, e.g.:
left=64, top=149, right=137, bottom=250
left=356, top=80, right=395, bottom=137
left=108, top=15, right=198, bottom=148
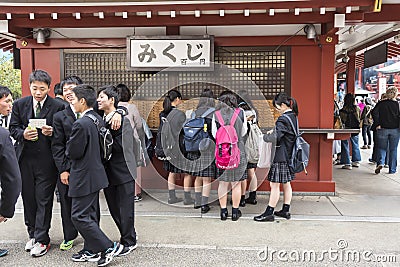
left=9, top=70, right=65, bottom=257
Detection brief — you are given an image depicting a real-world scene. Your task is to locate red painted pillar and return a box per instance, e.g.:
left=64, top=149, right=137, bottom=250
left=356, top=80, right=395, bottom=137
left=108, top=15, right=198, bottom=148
left=19, top=48, right=34, bottom=97
left=318, top=43, right=335, bottom=185
left=346, top=53, right=356, bottom=94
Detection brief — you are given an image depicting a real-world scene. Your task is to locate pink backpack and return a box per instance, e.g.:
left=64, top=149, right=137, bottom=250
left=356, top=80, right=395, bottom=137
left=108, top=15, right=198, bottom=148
left=214, top=108, right=241, bottom=169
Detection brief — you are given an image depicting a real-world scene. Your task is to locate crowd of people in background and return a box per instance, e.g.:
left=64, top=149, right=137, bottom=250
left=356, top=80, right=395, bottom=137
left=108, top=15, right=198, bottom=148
left=333, top=87, right=400, bottom=175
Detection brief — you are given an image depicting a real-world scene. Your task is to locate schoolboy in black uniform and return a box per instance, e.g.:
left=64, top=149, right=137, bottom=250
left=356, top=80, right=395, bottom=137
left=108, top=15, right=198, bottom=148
left=67, top=84, right=121, bottom=266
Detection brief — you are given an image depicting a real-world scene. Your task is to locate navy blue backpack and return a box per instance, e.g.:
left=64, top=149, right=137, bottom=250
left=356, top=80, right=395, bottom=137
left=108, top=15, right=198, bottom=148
left=183, top=108, right=215, bottom=152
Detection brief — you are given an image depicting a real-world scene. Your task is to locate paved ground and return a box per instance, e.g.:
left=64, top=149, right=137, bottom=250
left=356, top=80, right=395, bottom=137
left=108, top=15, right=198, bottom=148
left=1, top=147, right=400, bottom=266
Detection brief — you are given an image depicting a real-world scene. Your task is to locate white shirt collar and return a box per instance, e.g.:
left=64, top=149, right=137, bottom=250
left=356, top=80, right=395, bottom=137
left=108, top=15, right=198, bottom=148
left=33, top=95, right=48, bottom=109
left=81, top=108, right=93, bottom=117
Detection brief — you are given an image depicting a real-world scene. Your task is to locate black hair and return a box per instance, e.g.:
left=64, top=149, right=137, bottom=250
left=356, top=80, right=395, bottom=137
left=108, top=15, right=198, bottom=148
left=60, top=76, right=83, bottom=90
left=116, top=83, right=131, bottom=102
left=72, top=84, right=96, bottom=108
left=0, top=86, right=12, bottom=99
left=162, top=89, right=182, bottom=114
left=273, top=92, right=299, bottom=116
left=216, top=90, right=238, bottom=109
left=343, top=93, right=356, bottom=111
left=54, top=83, right=62, bottom=96
left=29, top=70, right=52, bottom=87
left=197, top=88, right=215, bottom=109
left=98, top=85, right=120, bottom=108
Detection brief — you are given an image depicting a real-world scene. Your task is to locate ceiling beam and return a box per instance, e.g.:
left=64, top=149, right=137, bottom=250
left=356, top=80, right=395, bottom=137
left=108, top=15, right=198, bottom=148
left=0, top=0, right=375, bottom=14
left=6, top=12, right=369, bottom=29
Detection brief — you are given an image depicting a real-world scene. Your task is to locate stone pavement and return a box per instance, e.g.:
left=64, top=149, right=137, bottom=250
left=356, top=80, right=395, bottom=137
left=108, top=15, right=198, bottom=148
left=1, top=147, right=400, bottom=266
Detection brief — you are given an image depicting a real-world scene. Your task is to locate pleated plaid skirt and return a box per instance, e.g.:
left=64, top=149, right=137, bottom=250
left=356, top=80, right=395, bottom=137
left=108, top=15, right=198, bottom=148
left=267, top=162, right=295, bottom=183
left=163, top=160, right=185, bottom=174
left=186, top=151, right=216, bottom=178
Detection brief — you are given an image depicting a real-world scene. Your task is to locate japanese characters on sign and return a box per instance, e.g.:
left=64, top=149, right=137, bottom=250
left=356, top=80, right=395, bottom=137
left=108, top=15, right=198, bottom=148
left=127, top=36, right=214, bottom=71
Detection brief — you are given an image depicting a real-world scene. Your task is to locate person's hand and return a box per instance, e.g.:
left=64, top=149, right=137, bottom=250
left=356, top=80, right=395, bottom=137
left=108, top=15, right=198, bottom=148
left=110, top=112, right=121, bottom=130
left=376, top=125, right=381, bottom=130
left=23, top=127, right=38, bottom=141
left=41, top=125, right=53, bottom=136
left=60, top=171, right=70, bottom=185
left=0, top=215, right=8, bottom=223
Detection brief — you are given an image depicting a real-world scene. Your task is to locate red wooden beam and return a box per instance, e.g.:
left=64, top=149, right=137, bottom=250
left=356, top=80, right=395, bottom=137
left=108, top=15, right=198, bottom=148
left=8, top=11, right=362, bottom=29
left=0, top=0, right=376, bottom=14
left=363, top=4, right=400, bottom=23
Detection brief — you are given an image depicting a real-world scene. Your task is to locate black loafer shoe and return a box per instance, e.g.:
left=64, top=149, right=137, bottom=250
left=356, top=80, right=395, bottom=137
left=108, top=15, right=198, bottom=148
left=232, top=209, right=242, bottom=221
left=201, top=205, right=210, bottom=214
left=254, top=213, right=274, bottom=222
left=239, top=199, right=246, bottom=207
left=245, top=198, right=257, bottom=205
left=274, top=210, right=291, bottom=219
left=220, top=210, right=228, bottom=221
left=167, top=197, right=183, bottom=204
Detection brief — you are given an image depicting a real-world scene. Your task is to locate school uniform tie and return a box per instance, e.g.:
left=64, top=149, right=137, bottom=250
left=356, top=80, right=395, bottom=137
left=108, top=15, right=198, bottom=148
left=35, top=102, right=42, bottom=118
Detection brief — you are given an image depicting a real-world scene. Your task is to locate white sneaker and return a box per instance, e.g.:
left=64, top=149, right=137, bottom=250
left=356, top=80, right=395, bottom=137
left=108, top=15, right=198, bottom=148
left=30, top=242, right=50, bottom=257
left=25, top=238, right=35, bottom=252
left=352, top=162, right=360, bottom=167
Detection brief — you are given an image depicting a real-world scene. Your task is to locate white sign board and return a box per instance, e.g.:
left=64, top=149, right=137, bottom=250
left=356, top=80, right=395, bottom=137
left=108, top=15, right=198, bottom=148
left=127, top=36, right=214, bottom=71
left=0, top=20, right=8, bottom=33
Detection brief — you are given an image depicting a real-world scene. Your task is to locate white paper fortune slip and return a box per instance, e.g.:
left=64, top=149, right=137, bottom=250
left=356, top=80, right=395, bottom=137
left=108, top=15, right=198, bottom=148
left=29, top=119, right=47, bottom=128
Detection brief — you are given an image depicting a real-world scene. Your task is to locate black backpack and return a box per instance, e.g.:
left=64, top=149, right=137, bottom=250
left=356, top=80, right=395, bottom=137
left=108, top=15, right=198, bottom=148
left=342, top=108, right=360, bottom=129
left=282, top=114, right=310, bottom=174
left=155, top=109, right=180, bottom=160
left=183, top=108, right=215, bottom=152
left=86, top=113, right=113, bottom=163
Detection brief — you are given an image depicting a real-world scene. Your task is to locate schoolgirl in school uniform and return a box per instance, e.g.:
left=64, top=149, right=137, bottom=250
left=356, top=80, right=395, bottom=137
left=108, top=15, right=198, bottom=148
left=212, top=91, right=247, bottom=221
left=187, top=88, right=216, bottom=214
left=254, top=92, right=298, bottom=222
left=159, top=89, right=193, bottom=205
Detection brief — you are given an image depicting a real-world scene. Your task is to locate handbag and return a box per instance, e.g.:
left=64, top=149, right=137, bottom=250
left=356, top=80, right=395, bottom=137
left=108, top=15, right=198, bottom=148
left=334, top=100, right=344, bottom=129
left=257, top=135, right=272, bottom=168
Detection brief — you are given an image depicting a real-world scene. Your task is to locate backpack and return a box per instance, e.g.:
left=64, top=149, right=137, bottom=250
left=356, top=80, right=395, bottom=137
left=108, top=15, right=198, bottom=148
left=155, top=110, right=179, bottom=160
left=86, top=113, right=113, bottom=163
left=282, top=114, right=310, bottom=174
left=183, top=108, right=215, bottom=152
left=245, top=122, right=263, bottom=164
left=342, top=108, right=360, bottom=129
left=214, top=108, right=241, bottom=170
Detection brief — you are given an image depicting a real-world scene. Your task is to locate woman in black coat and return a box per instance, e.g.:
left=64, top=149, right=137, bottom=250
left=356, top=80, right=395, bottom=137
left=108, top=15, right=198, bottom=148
left=254, top=92, right=298, bottom=222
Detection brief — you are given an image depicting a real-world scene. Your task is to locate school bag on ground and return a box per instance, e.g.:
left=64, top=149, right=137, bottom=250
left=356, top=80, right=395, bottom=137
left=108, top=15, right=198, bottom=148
left=214, top=108, right=241, bottom=170
left=86, top=113, right=113, bottom=163
left=245, top=122, right=263, bottom=164
left=282, top=114, right=310, bottom=174
left=155, top=109, right=179, bottom=160
left=183, top=107, right=215, bottom=152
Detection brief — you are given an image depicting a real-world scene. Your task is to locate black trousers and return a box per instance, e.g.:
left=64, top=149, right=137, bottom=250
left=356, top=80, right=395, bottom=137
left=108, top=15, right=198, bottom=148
left=56, top=179, right=78, bottom=242
left=104, top=181, right=136, bottom=246
left=71, top=191, right=112, bottom=253
left=20, top=156, right=57, bottom=245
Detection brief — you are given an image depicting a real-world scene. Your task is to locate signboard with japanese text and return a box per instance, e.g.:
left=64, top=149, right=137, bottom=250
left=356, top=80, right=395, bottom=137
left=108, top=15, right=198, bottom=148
left=127, top=35, right=214, bottom=71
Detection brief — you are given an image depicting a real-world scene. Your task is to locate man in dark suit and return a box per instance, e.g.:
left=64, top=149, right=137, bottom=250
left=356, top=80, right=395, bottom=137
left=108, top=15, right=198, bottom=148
left=0, top=127, right=22, bottom=257
left=97, top=86, right=138, bottom=256
left=0, top=86, right=13, bottom=130
left=9, top=70, right=65, bottom=257
left=66, top=84, right=120, bottom=266
left=51, top=76, right=83, bottom=252
left=53, top=82, right=68, bottom=107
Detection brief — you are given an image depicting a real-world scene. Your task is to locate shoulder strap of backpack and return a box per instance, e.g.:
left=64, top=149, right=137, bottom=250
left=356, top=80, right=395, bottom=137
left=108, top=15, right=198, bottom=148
left=282, top=113, right=299, bottom=136
left=215, top=110, right=224, bottom=126
left=85, top=113, right=101, bottom=131
left=201, top=107, right=215, bottom=118
left=229, top=108, right=241, bottom=126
